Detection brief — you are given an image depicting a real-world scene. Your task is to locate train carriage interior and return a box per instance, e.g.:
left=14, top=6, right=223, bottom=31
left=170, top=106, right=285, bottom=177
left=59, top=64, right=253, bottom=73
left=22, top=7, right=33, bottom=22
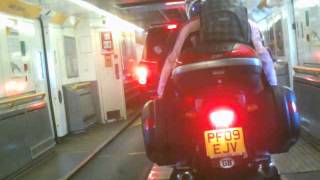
left=1, top=0, right=320, bottom=180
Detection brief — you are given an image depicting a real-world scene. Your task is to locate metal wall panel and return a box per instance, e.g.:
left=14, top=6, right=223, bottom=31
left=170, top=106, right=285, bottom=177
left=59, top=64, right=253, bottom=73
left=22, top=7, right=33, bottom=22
left=294, top=76, right=320, bottom=139
left=0, top=114, right=31, bottom=179
left=63, top=81, right=101, bottom=133
left=25, top=106, right=55, bottom=158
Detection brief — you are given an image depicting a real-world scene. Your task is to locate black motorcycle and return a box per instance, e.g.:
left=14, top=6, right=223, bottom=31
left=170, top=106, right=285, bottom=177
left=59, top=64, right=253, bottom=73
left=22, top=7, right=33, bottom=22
left=138, top=42, right=300, bottom=180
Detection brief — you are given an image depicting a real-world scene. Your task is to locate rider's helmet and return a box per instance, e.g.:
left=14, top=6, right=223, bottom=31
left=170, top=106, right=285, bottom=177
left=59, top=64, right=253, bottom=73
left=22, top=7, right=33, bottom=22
left=185, top=0, right=201, bottom=19
left=185, top=0, right=246, bottom=19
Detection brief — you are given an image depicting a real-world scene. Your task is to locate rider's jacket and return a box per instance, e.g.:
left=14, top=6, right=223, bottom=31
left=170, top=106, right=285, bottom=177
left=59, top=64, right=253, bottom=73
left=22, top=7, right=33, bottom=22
left=157, top=18, right=278, bottom=97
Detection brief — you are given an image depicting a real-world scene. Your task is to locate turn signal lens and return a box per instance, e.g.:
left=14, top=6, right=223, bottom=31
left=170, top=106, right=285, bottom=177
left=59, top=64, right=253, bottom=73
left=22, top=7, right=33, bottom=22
left=144, top=118, right=155, bottom=131
left=136, top=66, right=148, bottom=85
left=291, top=101, right=297, bottom=113
left=209, top=109, right=235, bottom=128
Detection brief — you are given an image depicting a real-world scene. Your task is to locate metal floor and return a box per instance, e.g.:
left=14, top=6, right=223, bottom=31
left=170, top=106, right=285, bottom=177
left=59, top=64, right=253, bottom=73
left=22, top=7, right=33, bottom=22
left=70, top=120, right=153, bottom=180
left=15, top=120, right=132, bottom=180
left=147, top=137, right=320, bottom=180
left=273, top=139, right=320, bottom=174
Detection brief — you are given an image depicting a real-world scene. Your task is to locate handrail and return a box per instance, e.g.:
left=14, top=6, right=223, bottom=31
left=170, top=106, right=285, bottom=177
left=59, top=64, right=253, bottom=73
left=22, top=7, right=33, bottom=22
left=294, top=66, right=320, bottom=75
left=295, top=74, right=320, bottom=84
left=72, top=82, right=91, bottom=91
left=0, top=93, right=46, bottom=108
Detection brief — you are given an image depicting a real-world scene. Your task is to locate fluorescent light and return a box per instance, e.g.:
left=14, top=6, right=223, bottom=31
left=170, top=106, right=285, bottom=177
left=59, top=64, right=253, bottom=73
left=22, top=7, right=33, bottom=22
left=5, top=80, right=27, bottom=96
left=18, top=21, right=36, bottom=36
left=67, top=0, right=144, bottom=32
left=295, top=0, right=319, bottom=9
left=0, top=14, right=16, bottom=28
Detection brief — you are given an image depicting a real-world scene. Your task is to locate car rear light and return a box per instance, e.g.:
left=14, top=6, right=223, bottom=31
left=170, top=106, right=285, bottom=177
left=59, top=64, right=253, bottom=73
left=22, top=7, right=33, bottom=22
left=209, top=108, right=235, bottom=128
left=167, top=24, right=177, bottom=30
left=223, top=44, right=258, bottom=58
left=136, top=66, right=148, bottom=85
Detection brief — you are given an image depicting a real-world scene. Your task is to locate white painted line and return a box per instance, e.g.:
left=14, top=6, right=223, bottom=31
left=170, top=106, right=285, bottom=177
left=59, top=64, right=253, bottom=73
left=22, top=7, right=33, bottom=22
left=128, top=152, right=146, bottom=156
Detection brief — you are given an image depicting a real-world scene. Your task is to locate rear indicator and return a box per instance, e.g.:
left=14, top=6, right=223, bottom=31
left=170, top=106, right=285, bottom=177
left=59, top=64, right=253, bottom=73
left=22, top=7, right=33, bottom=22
left=144, top=118, right=155, bottom=131
left=209, top=108, right=235, bottom=128
left=167, top=24, right=177, bottom=30
left=136, top=66, right=148, bottom=85
left=291, top=101, right=297, bottom=113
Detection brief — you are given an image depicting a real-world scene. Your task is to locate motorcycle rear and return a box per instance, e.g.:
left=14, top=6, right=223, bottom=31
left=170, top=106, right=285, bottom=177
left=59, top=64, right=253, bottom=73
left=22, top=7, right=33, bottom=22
left=139, top=43, right=300, bottom=179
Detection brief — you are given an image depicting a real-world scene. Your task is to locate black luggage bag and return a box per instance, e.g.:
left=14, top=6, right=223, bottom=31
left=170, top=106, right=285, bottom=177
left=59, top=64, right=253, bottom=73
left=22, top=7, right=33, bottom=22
left=200, top=0, right=252, bottom=46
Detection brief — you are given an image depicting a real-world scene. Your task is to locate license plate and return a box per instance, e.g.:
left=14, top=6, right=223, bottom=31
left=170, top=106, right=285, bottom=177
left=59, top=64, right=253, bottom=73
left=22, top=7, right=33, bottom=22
left=204, top=128, right=246, bottom=159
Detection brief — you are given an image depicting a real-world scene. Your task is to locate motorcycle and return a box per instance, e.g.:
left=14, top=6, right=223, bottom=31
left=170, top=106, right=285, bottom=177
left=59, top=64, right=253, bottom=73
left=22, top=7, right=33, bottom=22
left=138, top=42, right=300, bottom=180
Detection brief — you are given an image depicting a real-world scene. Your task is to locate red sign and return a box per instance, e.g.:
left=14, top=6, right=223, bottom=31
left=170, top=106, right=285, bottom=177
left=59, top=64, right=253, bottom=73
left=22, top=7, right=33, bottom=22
left=101, top=32, right=113, bottom=54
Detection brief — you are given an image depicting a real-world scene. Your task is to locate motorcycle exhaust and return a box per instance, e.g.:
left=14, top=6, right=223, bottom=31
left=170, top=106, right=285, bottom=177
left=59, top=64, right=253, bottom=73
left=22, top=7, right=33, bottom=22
left=177, top=171, right=194, bottom=180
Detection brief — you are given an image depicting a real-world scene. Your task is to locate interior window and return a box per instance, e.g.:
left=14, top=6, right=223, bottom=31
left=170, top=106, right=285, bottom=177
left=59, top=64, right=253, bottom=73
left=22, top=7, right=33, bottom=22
left=0, top=15, right=45, bottom=98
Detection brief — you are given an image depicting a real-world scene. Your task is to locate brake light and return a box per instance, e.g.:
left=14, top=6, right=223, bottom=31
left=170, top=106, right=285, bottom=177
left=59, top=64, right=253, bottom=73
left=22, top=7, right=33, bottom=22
left=167, top=24, right=177, bottom=30
left=209, top=108, right=235, bottom=128
left=136, top=66, right=148, bottom=85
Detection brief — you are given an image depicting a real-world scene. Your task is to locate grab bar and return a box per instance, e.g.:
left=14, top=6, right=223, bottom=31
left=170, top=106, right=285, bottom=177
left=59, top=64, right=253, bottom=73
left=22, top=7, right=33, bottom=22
left=0, top=93, right=46, bottom=108
left=294, top=66, right=320, bottom=76
left=72, top=82, right=91, bottom=91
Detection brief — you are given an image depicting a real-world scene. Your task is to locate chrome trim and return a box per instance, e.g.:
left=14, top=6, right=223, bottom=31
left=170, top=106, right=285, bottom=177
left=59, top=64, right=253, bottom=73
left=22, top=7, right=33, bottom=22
left=173, top=58, right=262, bottom=76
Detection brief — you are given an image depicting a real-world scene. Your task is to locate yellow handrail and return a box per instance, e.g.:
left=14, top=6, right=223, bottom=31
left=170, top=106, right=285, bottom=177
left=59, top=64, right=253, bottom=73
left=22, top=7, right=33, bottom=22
left=0, top=92, right=46, bottom=108
left=72, top=82, right=91, bottom=91
left=294, top=66, right=320, bottom=75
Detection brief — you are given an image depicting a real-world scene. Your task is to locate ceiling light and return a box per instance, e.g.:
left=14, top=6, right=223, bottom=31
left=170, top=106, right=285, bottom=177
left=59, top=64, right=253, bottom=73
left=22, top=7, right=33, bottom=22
left=66, top=0, right=144, bottom=32
left=295, top=0, right=319, bottom=9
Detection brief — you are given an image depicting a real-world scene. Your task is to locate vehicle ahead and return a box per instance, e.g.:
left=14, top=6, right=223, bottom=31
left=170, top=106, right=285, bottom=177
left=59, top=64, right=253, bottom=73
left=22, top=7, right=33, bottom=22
left=136, top=23, right=180, bottom=98
left=140, top=39, right=300, bottom=179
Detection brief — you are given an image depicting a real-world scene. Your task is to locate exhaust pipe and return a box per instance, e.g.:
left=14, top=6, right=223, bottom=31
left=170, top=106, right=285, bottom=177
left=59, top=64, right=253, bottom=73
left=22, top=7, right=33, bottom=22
left=177, top=171, right=194, bottom=180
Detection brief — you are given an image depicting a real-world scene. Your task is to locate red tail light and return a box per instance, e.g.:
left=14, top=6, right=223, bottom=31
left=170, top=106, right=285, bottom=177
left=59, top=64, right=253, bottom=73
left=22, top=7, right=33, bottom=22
left=209, top=108, right=235, bottom=128
left=136, top=66, right=148, bottom=85
left=167, top=24, right=177, bottom=30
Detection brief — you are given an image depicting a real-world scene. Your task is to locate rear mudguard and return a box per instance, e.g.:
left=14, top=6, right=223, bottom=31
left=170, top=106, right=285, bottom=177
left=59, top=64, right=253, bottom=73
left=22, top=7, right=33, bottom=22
left=141, top=99, right=176, bottom=165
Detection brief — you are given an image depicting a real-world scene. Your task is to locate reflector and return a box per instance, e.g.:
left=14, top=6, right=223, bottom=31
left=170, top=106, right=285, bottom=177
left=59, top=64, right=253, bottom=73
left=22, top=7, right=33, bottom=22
left=224, top=44, right=258, bottom=58
left=136, top=66, right=148, bottom=85
left=209, top=109, right=235, bottom=128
